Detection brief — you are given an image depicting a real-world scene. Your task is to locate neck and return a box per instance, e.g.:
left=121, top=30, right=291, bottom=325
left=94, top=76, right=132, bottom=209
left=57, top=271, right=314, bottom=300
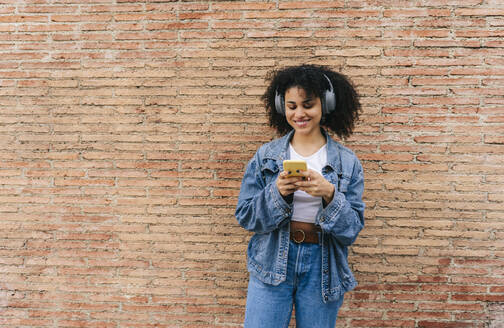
left=290, top=128, right=326, bottom=153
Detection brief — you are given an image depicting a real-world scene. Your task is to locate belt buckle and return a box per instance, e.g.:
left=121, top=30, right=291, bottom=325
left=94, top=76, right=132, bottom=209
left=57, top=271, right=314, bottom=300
left=292, top=229, right=306, bottom=243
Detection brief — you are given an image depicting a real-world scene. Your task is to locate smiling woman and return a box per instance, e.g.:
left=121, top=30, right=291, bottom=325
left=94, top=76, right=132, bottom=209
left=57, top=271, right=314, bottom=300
left=235, top=64, right=365, bottom=328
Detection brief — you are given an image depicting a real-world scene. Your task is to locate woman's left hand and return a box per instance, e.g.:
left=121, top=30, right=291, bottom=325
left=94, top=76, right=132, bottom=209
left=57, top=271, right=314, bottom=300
left=295, top=169, right=335, bottom=204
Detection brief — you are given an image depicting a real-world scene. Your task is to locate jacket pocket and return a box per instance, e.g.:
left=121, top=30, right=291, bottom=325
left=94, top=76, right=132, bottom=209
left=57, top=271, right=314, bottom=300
left=338, top=175, right=350, bottom=192
left=260, top=159, right=279, bottom=185
left=328, top=172, right=350, bottom=193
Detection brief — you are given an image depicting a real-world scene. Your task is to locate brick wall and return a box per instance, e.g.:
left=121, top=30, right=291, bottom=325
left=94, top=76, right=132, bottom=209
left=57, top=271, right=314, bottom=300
left=0, top=1, right=503, bottom=327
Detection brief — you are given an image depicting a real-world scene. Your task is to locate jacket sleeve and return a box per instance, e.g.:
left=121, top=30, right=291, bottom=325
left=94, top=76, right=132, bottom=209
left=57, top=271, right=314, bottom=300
left=317, top=158, right=365, bottom=246
left=235, top=153, right=293, bottom=234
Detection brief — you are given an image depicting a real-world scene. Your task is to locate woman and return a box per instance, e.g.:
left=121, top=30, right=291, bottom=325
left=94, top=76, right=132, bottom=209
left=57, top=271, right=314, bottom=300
left=235, top=64, right=365, bottom=327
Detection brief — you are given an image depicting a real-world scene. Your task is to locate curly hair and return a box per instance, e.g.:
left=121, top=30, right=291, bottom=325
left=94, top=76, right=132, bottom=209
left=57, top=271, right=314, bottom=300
left=261, top=64, right=361, bottom=139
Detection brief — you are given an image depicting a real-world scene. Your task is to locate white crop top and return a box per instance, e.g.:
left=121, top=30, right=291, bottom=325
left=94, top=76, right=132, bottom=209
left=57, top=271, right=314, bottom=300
left=289, top=143, right=327, bottom=224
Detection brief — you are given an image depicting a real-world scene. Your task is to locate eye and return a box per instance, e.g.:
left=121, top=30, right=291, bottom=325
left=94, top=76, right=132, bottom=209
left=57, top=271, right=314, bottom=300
left=303, top=103, right=314, bottom=109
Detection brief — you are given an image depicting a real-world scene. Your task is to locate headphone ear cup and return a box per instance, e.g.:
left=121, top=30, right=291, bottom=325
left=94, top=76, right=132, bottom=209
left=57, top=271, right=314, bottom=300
left=275, top=90, right=285, bottom=115
left=324, top=90, right=336, bottom=115
left=323, top=74, right=336, bottom=116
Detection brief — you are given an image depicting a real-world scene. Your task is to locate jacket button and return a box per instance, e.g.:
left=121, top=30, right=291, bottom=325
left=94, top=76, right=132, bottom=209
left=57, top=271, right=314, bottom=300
left=320, top=217, right=325, bottom=222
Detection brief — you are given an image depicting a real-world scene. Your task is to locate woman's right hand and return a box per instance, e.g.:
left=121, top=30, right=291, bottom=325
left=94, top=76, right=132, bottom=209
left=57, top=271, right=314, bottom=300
left=276, top=171, right=303, bottom=197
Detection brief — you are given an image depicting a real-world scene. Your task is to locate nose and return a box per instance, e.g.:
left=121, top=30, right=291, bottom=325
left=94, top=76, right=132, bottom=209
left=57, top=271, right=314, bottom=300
left=293, top=107, right=306, bottom=117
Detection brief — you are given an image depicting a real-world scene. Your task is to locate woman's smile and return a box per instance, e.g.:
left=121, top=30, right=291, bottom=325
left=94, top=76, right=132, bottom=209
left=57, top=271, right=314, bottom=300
left=294, top=118, right=310, bottom=128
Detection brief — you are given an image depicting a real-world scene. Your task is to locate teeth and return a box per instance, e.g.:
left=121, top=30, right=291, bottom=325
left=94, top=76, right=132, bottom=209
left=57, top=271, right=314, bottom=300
left=296, top=120, right=309, bottom=127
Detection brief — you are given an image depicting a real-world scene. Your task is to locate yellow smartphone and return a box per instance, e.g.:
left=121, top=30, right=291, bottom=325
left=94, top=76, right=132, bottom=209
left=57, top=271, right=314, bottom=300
left=283, top=160, right=307, bottom=177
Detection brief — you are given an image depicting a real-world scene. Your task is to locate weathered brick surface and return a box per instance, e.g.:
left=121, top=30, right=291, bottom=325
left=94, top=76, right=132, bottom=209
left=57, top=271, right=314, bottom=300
left=0, top=1, right=502, bottom=327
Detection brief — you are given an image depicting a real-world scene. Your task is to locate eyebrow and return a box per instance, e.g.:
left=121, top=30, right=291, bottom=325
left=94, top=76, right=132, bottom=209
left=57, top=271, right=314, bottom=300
left=286, top=98, right=314, bottom=104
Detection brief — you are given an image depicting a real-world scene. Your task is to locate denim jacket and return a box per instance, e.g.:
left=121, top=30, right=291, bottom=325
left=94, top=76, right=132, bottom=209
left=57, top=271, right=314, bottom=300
left=235, top=129, right=365, bottom=303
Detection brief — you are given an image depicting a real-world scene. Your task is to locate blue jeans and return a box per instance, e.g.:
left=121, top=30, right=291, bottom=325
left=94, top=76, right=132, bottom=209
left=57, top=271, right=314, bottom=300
left=244, top=240, right=344, bottom=328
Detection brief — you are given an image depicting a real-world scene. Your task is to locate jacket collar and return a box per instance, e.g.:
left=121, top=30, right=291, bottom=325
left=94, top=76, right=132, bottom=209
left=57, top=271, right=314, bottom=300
left=263, top=129, right=342, bottom=173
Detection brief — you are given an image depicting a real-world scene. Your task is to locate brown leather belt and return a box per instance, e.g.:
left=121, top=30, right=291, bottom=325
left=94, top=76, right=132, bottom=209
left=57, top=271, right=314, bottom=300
left=290, top=221, right=321, bottom=244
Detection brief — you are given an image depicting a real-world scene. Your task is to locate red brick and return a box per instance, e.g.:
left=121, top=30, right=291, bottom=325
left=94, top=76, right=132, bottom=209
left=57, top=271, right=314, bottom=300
left=351, top=320, right=415, bottom=327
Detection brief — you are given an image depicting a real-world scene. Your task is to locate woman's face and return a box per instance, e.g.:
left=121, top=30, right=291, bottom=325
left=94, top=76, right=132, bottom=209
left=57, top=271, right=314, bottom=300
left=284, top=86, right=323, bottom=136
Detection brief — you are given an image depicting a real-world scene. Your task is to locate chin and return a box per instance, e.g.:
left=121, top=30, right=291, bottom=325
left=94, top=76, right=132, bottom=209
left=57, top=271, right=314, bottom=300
left=295, top=127, right=316, bottom=134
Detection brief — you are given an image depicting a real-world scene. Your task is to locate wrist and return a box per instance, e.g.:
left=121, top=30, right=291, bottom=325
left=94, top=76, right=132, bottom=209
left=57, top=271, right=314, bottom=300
left=323, top=184, right=335, bottom=204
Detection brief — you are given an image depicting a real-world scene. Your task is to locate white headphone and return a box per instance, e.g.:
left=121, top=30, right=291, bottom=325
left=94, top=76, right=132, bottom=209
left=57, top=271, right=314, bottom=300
left=274, top=74, right=336, bottom=117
